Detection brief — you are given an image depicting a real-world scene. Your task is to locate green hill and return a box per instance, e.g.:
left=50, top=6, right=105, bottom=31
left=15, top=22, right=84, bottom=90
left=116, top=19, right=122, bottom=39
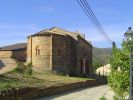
left=92, top=47, right=112, bottom=67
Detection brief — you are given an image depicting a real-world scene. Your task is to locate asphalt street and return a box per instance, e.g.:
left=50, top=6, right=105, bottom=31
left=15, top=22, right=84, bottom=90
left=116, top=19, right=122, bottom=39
left=37, top=85, right=114, bottom=100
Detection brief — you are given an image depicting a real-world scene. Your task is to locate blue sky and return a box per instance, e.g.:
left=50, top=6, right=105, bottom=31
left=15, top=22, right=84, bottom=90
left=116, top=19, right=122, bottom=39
left=0, top=0, right=133, bottom=48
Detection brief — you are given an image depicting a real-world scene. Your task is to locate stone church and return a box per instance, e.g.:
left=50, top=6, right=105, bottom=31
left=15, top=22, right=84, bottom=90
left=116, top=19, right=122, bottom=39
left=0, top=27, right=92, bottom=76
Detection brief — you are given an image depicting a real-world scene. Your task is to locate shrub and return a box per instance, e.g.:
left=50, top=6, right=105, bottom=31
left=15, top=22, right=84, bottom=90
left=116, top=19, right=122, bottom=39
left=13, top=61, right=32, bottom=76
left=99, top=96, right=106, bottom=100
left=25, top=62, right=32, bottom=76
left=108, top=41, right=130, bottom=99
left=13, top=62, right=25, bottom=73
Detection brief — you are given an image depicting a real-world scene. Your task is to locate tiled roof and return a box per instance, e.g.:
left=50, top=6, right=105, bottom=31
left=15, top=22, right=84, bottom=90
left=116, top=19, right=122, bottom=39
left=28, top=27, right=91, bottom=46
left=30, top=27, right=84, bottom=40
left=0, top=43, right=27, bottom=51
left=31, top=30, right=66, bottom=37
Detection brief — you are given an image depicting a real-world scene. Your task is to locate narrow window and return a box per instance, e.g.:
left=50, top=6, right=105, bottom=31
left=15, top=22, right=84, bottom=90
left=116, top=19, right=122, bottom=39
left=58, top=50, right=61, bottom=56
left=36, top=46, right=40, bottom=56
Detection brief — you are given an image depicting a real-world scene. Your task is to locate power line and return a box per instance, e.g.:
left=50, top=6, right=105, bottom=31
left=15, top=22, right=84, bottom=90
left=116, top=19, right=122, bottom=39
left=78, top=0, right=112, bottom=43
left=79, top=0, right=103, bottom=34
left=79, top=0, right=109, bottom=41
left=83, top=0, right=112, bottom=43
left=80, top=0, right=112, bottom=43
left=76, top=0, right=112, bottom=44
left=77, top=0, right=102, bottom=35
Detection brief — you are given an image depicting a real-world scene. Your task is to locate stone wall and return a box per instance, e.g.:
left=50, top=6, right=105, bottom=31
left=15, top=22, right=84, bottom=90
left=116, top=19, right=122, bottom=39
left=77, top=36, right=92, bottom=76
left=52, top=35, right=68, bottom=72
left=26, top=30, right=92, bottom=76
left=0, top=51, right=12, bottom=58
left=0, top=50, right=26, bottom=62
left=69, top=36, right=78, bottom=75
left=0, top=78, right=107, bottom=100
left=27, top=36, right=32, bottom=63
left=52, top=35, right=78, bottom=75
left=27, top=35, right=51, bottom=70
left=27, top=34, right=79, bottom=75
left=12, top=50, right=27, bottom=62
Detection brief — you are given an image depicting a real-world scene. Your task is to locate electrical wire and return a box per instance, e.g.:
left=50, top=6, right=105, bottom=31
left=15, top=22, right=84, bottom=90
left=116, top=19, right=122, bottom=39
left=76, top=0, right=112, bottom=44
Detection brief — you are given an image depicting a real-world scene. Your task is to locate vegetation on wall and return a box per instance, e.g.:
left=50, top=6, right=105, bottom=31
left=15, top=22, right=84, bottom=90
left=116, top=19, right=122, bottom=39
left=108, top=41, right=131, bottom=99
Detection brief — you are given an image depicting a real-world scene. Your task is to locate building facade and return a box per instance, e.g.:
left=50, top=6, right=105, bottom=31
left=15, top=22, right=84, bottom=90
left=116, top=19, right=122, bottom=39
left=0, top=27, right=92, bottom=76
left=27, top=27, right=92, bottom=76
left=0, top=43, right=27, bottom=62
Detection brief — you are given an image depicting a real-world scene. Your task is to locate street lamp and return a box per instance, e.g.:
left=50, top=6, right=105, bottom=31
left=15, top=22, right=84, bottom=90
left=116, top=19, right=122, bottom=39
left=124, top=27, right=133, bottom=100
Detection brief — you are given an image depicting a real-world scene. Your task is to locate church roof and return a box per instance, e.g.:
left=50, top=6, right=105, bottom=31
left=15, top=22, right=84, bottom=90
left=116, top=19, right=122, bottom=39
left=49, top=27, right=78, bottom=39
left=29, top=27, right=91, bottom=46
left=0, top=43, right=27, bottom=51
left=30, top=27, right=85, bottom=40
left=31, top=29, right=66, bottom=37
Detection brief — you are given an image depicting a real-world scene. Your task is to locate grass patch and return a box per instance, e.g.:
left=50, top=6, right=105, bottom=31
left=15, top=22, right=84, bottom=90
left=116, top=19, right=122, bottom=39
left=0, top=70, right=94, bottom=92
left=32, top=71, right=94, bottom=87
left=0, top=72, right=44, bottom=91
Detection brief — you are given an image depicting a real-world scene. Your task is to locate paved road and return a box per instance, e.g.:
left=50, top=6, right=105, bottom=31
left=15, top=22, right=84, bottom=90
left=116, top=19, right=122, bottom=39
left=37, top=85, right=114, bottom=100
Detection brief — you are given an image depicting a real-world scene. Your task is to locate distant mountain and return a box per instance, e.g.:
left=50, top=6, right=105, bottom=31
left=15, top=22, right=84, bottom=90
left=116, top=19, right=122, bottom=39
left=92, top=47, right=112, bottom=65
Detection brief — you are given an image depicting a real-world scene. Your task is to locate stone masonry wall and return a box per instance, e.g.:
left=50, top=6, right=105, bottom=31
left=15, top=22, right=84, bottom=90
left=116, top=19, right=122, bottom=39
left=77, top=36, right=92, bottom=75
left=52, top=35, right=78, bottom=75
left=27, top=36, right=32, bottom=63
left=0, top=51, right=12, bottom=58
left=12, top=50, right=27, bottom=62
left=26, top=32, right=92, bottom=75
left=52, top=35, right=68, bottom=73
left=69, top=37, right=77, bottom=75
left=27, top=35, right=51, bottom=70
left=0, top=78, right=107, bottom=100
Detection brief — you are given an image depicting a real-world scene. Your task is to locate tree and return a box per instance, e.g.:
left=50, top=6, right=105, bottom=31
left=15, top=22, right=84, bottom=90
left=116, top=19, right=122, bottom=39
left=108, top=41, right=130, bottom=99
left=93, top=61, right=103, bottom=69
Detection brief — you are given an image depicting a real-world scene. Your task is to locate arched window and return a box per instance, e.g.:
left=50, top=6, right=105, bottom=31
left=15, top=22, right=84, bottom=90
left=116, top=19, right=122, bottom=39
left=57, top=50, right=61, bottom=56
left=35, top=46, right=40, bottom=56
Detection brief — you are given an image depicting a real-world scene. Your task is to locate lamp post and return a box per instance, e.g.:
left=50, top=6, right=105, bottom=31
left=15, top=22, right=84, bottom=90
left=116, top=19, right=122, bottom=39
left=124, top=27, right=133, bottom=100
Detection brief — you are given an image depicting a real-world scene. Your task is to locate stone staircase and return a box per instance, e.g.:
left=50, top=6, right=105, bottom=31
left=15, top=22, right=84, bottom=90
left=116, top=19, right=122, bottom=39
left=0, top=57, right=17, bottom=74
